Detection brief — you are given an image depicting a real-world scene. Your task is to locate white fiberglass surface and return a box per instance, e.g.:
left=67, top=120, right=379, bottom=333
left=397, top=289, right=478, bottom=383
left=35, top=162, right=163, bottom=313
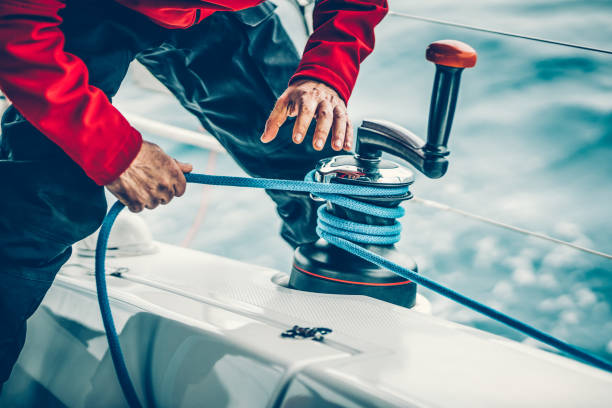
left=8, top=244, right=612, bottom=407
left=111, top=0, right=612, bottom=364
left=2, top=276, right=348, bottom=408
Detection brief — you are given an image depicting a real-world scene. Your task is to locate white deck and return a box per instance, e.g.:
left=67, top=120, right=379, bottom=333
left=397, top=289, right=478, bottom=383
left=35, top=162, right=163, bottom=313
left=6, top=242, right=611, bottom=407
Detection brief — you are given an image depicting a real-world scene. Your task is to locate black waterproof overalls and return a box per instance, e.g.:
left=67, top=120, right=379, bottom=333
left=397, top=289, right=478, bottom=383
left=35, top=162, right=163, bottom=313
left=0, top=0, right=336, bottom=385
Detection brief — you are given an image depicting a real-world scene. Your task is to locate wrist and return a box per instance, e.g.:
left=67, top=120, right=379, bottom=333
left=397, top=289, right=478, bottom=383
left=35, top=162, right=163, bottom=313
left=95, top=127, right=142, bottom=186
left=290, top=66, right=351, bottom=104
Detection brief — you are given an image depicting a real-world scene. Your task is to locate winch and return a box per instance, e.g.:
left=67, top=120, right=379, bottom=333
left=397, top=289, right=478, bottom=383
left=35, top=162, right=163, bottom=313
left=289, top=40, right=478, bottom=308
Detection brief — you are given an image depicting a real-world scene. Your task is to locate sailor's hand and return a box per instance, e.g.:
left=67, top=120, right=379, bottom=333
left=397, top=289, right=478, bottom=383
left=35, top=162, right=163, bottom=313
left=260, top=79, right=353, bottom=152
left=105, top=141, right=193, bottom=213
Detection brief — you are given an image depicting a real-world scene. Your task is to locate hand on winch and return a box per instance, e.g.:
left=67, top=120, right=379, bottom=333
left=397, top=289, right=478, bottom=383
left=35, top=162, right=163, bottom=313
left=105, top=141, right=193, bottom=213
left=260, top=79, right=353, bottom=152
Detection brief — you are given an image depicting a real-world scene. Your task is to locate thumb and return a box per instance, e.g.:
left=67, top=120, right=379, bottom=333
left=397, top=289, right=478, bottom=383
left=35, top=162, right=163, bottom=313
left=175, top=160, right=193, bottom=173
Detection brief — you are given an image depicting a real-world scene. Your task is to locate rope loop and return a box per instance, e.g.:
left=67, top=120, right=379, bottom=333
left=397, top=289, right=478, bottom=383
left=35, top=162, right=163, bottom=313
left=316, top=206, right=402, bottom=245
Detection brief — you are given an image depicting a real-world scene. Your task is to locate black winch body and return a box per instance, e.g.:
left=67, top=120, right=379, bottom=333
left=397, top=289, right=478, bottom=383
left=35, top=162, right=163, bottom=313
left=290, top=152, right=418, bottom=308
left=289, top=40, right=477, bottom=308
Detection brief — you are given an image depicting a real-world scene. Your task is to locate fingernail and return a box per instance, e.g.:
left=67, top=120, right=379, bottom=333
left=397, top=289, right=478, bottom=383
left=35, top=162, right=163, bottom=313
left=315, top=139, right=323, bottom=149
left=334, top=140, right=342, bottom=149
left=294, top=133, right=303, bottom=143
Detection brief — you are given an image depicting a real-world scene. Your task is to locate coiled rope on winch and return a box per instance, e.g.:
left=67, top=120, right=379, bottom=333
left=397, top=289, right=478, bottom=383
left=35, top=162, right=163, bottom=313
left=95, top=171, right=612, bottom=408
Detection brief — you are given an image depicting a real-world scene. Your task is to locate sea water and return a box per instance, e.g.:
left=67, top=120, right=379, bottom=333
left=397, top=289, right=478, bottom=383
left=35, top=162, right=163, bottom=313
left=114, top=0, right=612, bottom=361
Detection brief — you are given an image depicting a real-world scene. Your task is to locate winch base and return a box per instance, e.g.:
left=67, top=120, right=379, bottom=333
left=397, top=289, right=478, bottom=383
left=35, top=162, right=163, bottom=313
left=290, top=239, right=418, bottom=308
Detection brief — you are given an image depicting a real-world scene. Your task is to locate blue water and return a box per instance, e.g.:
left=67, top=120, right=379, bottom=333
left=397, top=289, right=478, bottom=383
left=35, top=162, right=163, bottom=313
left=114, top=0, right=612, bottom=361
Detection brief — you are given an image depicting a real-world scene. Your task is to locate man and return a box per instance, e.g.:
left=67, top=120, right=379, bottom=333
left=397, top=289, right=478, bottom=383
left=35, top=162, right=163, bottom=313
left=0, top=0, right=388, bottom=388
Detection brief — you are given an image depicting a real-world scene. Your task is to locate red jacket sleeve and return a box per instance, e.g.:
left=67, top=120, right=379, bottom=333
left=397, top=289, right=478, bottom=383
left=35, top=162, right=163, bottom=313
left=0, top=0, right=142, bottom=186
left=290, top=0, right=388, bottom=103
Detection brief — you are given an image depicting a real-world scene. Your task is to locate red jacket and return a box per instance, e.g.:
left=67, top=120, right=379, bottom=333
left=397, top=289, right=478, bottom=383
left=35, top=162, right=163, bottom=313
left=0, top=0, right=388, bottom=185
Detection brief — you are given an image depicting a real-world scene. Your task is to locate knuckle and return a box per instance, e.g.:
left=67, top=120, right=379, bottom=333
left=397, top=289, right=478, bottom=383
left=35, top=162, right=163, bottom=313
left=301, top=105, right=313, bottom=115
left=132, top=195, right=145, bottom=206
left=277, top=94, right=289, bottom=104
left=315, top=129, right=329, bottom=139
left=175, top=183, right=186, bottom=197
left=271, top=104, right=285, bottom=116
left=299, top=94, right=311, bottom=105
left=157, top=182, right=170, bottom=192
left=147, top=198, right=160, bottom=209
left=318, top=108, right=331, bottom=118
left=130, top=205, right=143, bottom=213
left=266, top=119, right=279, bottom=129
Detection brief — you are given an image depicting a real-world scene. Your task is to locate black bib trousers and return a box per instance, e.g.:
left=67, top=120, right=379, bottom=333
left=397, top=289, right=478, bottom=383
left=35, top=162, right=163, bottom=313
left=0, top=0, right=335, bottom=385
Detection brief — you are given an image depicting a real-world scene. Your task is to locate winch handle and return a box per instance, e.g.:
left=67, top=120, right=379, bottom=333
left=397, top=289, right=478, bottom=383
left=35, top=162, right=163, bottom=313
left=356, top=40, right=477, bottom=179
left=425, top=40, right=477, bottom=156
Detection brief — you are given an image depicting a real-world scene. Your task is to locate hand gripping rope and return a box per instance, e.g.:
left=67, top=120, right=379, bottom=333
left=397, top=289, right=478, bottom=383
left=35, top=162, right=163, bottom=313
left=95, top=171, right=612, bottom=408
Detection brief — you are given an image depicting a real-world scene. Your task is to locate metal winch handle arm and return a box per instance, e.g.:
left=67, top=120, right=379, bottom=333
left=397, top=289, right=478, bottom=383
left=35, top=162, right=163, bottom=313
left=356, top=40, right=477, bottom=178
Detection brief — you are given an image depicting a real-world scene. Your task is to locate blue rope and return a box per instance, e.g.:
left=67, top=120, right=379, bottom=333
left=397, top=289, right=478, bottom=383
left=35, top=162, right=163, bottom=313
left=95, top=201, right=143, bottom=408
left=185, top=171, right=408, bottom=197
left=95, top=171, right=612, bottom=407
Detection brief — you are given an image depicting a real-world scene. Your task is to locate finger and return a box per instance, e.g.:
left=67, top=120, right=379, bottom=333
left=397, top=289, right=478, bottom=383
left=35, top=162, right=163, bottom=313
left=344, top=120, right=354, bottom=151
left=156, top=182, right=175, bottom=204
left=125, top=193, right=144, bottom=212
left=117, top=194, right=141, bottom=212
left=331, top=105, right=347, bottom=151
left=292, top=94, right=317, bottom=144
left=111, top=187, right=144, bottom=213
left=312, top=100, right=333, bottom=151
left=145, top=197, right=160, bottom=210
left=134, top=186, right=158, bottom=211
left=261, top=97, right=289, bottom=143
left=128, top=204, right=144, bottom=213
left=173, top=166, right=188, bottom=197
left=175, top=160, right=193, bottom=173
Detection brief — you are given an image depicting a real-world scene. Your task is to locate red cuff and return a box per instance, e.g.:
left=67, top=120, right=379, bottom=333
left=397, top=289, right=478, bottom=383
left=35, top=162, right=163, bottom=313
left=88, top=127, right=143, bottom=186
